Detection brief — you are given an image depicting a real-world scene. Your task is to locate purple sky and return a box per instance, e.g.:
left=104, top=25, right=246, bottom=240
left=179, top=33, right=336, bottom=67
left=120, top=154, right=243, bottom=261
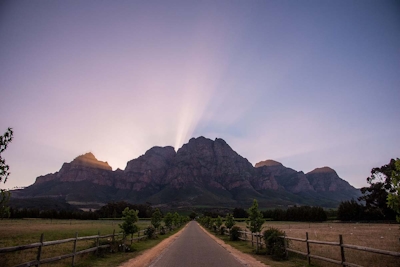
left=1, top=0, right=399, bottom=190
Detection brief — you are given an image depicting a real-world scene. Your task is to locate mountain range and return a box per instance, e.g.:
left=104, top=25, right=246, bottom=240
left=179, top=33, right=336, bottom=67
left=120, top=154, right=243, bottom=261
left=11, top=137, right=360, bottom=210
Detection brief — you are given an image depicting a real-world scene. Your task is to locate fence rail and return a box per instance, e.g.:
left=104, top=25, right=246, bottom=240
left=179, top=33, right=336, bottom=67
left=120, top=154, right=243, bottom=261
left=229, top=229, right=399, bottom=267
left=0, top=229, right=151, bottom=267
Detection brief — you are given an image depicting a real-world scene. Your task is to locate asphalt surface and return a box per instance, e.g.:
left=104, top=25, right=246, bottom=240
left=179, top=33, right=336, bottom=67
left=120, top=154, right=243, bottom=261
left=150, top=221, right=245, bottom=267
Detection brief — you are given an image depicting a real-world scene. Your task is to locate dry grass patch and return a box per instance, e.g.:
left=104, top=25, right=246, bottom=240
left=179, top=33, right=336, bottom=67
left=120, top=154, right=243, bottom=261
left=235, top=221, right=400, bottom=267
left=0, top=219, right=151, bottom=267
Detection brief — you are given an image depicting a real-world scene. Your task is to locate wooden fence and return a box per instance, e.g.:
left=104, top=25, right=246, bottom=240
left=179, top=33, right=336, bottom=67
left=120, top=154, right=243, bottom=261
left=0, top=229, right=148, bottom=267
left=228, top=229, right=400, bottom=267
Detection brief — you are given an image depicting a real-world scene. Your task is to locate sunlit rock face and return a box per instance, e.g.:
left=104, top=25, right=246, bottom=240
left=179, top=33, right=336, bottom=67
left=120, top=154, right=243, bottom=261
left=34, top=153, right=114, bottom=186
left=69, top=152, right=112, bottom=171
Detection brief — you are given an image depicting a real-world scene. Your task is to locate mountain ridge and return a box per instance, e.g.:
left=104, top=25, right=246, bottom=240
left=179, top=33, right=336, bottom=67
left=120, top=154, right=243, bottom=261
left=12, top=136, right=360, bottom=209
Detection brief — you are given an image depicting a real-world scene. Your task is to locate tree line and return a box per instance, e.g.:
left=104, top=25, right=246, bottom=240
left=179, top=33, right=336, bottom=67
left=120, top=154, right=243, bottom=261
left=263, top=206, right=327, bottom=222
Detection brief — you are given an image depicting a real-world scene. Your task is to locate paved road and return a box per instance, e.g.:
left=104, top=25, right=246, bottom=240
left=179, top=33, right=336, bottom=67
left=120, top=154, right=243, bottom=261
left=150, top=221, right=244, bottom=267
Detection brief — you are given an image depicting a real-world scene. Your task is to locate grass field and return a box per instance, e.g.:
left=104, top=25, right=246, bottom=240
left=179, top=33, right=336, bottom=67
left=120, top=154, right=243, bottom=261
left=0, top=219, right=153, bottom=267
left=233, top=221, right=400, bottom=267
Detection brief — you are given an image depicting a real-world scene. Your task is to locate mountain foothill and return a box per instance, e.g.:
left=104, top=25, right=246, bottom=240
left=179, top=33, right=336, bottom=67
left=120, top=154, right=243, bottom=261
left=11, top=137, right=360, bottom=210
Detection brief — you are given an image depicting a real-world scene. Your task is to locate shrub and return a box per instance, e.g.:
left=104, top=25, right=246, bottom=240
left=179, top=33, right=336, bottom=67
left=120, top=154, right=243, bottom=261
left=230, top=226, right=241, bottom=241
left=159, top=226, right=166, bottom=235
left=144, top=226, right=157, bottom=239
left=220, top=226, right=226, bottom=235
left=263, top=227, right=286, bottom=260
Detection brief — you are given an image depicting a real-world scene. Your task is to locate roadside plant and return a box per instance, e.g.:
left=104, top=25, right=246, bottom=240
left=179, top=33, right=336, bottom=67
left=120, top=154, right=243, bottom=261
left=151, top=208, right=162, bottom=229
left=119, top=207, right=139, bottom=239
left=263, top=227, right=286, bottom=260
left=246, top=199, right=265, bottom=233
left=173, top=212, right=180, bottom=227
left=215, top=216, right=223, bottom=233
left=230, top=226, right=241, bottom=241
left=144, top=225, right=157, bottom=239
left=246, top=199, right=265, bottom=252
left=220, top=225, right=226, bottom=235
left=164, top=212, right=173, bottom=231
left=225, top=213, right=235, bottom=230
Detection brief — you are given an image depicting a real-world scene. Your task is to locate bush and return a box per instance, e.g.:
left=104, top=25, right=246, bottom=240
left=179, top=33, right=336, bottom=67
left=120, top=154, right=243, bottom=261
left=159, top=226, right=166, bottom=235
left=230, top=226, right=241, bottom=241
left=144, top=226, right=157, bottom=239
left=220, top=226, right=226, bottom=235
left=263, top=227, right=286, bottom=260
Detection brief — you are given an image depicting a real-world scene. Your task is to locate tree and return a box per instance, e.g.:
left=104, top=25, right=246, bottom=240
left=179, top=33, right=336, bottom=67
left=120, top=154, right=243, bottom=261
left=359, top=159, right=397, bottom=220
left=0, top=127, right=13, bottom=184
left=246, top=199, right=264, bottom=233
left=387, top=158, right=400, bottom=222
left=233, top=207, right=248, bottom=218
left=225, top=213, right=235, bottom=230
left=172, top=212, right=180, bottom=227
left=189, top=211, right=197, bottom=220
left=215, top=215, right=223, bottom=232
left=164, top=212, right=173, bottom=231
left=337, top=199, right=365, bottom=221
left=119, top=207, right=139, bottom=239
left=151, top=208, right=162, bottom=229
left=0, top=128, right=13, bottom=219
left=246, top=199, right=265, bottom=253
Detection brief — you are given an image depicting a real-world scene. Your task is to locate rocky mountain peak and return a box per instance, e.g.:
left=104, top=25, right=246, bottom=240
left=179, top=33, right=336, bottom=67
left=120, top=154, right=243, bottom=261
left=70, top=152, right=112, bottom=171
left=255, top=160, right=283, bottom=168
left=308, top=166, right=335, bottom=174
left=20, top=136, right=360, bottom=209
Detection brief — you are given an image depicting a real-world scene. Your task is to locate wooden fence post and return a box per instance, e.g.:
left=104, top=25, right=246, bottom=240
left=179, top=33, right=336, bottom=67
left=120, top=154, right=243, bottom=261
left=96, top=231, right=100, bottom=256
left=284, top=231, right=288, bottom=259
left=306, top=232, right=311, bottom=265
left=111, top=229, right=115, bottom=252
left=72, top=232, right=78, bottom=266
left=251, top=232, right=254, bottom=247
left=36, top=233, right=44, bottom=267
left=339, top=234, right=346, bottom=267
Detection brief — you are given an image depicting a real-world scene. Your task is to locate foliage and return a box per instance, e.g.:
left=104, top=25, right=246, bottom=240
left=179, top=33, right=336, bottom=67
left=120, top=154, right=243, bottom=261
left=338, top=199, right=365, bottom=221
left=263, top=227, right=286, bottom=260
left=144, top=225, right=157, bottom=239
left=159, top=226, right=166, bottom=235
left=189, top=211, right=197, bottom=220
left=220, top=225, right=226, bottom=235
left=215, top=215, right=223, bottom=232
left=97, top=201, right=155, bottom=218
left=164, top=212, right=173, bottom=230
left=119, top=207, right=139, bottom=238
left=0, top=127, right=13, bottom=220
left=151, top=208, right=162, bottom=229
left=246, top=199, right=265, bottom=233
left=225, top=213, right=235, bottom=230
left=0, top=127, right=13, bottom=184
left=233, top=207, right=249, bottom=218
left=10, top=207, right=99, bottom=220
left=263, top=206, right=327, bottom=222
left=387, top=159, right=400, bottom=222
left=359, top=159, right=397, bottom=220
left=230, top=226, right=241, bottom=241
left=0, top=190, right=10, bottom=219
left=172, top=212, right=180, bottom=227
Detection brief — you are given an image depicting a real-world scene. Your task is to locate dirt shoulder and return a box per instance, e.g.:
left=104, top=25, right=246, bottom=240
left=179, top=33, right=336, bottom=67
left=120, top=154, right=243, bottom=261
left=118, top=222, right=269, bottom=267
